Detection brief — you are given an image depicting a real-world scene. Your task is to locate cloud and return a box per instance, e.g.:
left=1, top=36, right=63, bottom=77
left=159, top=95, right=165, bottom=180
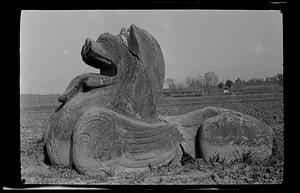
left=63, top=50, right=69, bottom=55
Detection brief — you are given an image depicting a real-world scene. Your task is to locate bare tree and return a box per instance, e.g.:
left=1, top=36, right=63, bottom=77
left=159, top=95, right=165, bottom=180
left=204, top=71, right=219, bottom=87
left=204, top=72, right=210, bottom=87
left=212, top=74, right=219, bottom=86
left=185, top=76, right=198, bottom=88
left=185, top=74, right=205, bottom=89
left=164, top=78, right=176, bottom=89
left=175, top=82, right=185, bottom=89
left=185, top=76, right=194, bottom=88
left=195, top=74, right=205, bottom=88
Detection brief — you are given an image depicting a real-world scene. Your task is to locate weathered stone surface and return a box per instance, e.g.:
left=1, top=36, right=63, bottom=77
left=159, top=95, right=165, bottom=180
left=163, top=107, right=220, bottom=159
left=44, top=24, right=274, bottom=176
left=72, top=107, right=181, bottom=175
left=165, top=106, right=274, bottom=162
left=198, top=107, right=274, bottom=162
left=44, top=24, right=180, bottom=174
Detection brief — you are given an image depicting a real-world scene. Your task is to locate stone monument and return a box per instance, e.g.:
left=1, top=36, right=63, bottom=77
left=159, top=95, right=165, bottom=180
left=43, top=24, right=274, bottom=176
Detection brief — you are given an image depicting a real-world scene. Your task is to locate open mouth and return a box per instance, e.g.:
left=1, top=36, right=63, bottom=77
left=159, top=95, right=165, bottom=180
left=81, top=38, right=118, bottom=77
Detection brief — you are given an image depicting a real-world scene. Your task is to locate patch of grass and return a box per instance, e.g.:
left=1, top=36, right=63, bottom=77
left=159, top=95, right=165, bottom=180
left=208, top=153, right=226, bottom=166
left=105, top=168, right=115, bottom=178
left=157, top=176, right=164, bottom=184
left=232, top=150, right=254, bottom=164
left=180, top=151, right=195, bottom=166
left=147, top=162, right=154, bottom=172
left=21, top=93, right=283, bottom=184
left=121, top=171, right=149, bottom=184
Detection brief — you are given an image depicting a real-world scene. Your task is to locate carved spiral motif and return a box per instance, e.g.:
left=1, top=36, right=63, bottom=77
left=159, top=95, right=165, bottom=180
left=48, top=134, right=62, bottom=165
left=79, top=134, right=91, bottom=146
left=102, top=141, right=111, bottom=150
left=79, top=113, right=114, bottom=134
left=94, top=139, right=124, bottom=163
left=58, top=118, right=64, bottom=129
left=73, top=110, right=129, bottom=174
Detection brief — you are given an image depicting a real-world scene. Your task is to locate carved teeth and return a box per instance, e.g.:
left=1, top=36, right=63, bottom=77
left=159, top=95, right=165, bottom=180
left=98, top=57, right=111, bottom=65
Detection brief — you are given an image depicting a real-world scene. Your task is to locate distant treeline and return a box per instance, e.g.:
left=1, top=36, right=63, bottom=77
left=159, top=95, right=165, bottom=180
left=165, top=71, right=283, bottom=90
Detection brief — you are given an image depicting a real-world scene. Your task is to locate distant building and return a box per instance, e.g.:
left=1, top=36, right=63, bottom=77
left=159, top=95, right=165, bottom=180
left=223, top=86, right=230, bottom=94
left=201, top=89, right=208, bottom=95
left=163, top=82, right=169, bottom=89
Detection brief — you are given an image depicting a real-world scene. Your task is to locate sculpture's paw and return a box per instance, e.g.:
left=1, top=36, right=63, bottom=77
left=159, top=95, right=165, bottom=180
left=72, top=107, right=182, bottom=176
left=58, top=95, right=68, bottom=103
left=198, top=107, right=274, bottom=162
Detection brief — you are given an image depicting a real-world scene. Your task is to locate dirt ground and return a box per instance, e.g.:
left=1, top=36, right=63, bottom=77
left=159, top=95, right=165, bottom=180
left=20, top=93, right=284, bottom=185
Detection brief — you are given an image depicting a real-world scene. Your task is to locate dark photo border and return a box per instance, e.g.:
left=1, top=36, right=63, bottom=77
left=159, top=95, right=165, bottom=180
left=5, top=0, right=291, bottom=191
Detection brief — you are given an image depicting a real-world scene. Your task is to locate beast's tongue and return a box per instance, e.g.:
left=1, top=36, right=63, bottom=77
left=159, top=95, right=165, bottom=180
left=81, top=38, right=117, bottom=77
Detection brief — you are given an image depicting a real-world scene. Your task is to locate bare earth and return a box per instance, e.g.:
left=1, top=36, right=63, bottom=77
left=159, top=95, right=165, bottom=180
left=20, top=92, right=283, bottom=184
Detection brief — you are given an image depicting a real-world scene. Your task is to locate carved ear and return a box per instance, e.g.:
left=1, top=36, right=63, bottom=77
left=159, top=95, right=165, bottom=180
left=125, top=24, right=166, bottom=111
left=127, top=24, right=141, bottom=59
left=127, top=24, right=165, bottom=91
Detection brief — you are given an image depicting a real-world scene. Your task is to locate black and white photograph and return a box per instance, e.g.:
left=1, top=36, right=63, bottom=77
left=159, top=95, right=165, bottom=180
left=19, top=9, right=284, bottom=186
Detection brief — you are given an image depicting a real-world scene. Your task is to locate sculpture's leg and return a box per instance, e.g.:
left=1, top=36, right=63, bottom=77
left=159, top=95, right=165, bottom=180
left=44, top=111, right=73, bottom=168
left=84, top=75, right=117, bottom=88
left=165, top=106, right=274, bottom=162
left=44, top=101, right=82, bottom=168
left=58, top=73, right=90, bottom=103
left=72, top=107, right=182, bottom=176
left=58, top=73, right=117, bottom=103
left=163, top=106, right=220, bottom=159
left=198, top=108, right=274, bottom=162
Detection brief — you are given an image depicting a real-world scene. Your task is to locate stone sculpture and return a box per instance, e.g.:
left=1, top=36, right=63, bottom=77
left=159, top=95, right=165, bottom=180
left=44, top=24, right=274, bottom=176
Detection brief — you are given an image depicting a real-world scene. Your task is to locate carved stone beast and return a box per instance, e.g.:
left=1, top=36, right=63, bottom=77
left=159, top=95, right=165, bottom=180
left=44, top=24, right=274, bottom=176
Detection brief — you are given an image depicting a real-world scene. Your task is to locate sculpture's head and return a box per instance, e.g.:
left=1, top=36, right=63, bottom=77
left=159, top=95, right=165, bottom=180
left=81, top=24, right=165, bottom=122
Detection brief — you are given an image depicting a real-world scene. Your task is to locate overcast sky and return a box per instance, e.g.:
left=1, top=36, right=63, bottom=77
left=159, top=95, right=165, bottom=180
left=20, top=10, right=283, bottom=94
